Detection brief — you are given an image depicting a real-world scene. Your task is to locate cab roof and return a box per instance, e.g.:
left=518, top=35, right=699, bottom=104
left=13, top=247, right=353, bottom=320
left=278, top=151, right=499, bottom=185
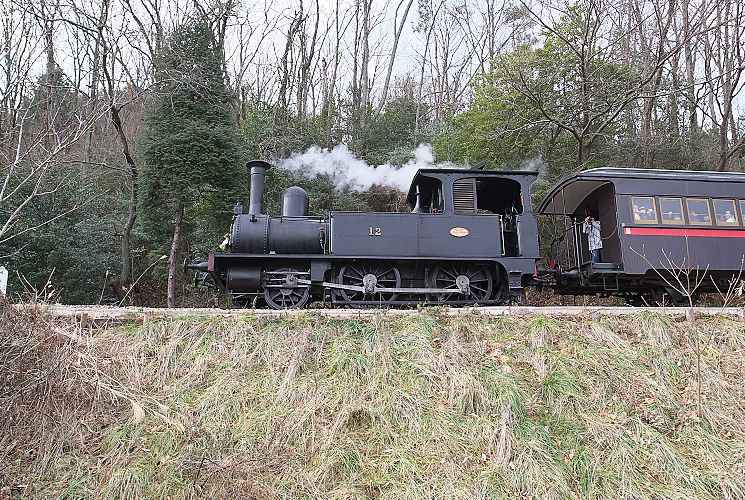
left=406, top=168, right=538, bottom=206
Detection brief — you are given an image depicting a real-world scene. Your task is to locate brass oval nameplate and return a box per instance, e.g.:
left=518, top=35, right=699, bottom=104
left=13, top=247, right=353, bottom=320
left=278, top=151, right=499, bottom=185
left=450, top=227, right=469, bottom=237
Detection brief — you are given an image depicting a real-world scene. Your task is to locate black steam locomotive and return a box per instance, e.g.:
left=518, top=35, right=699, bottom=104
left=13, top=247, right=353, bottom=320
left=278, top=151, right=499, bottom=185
left=186, top=160, right=539, bottom=308
left=186, top=160, right=745, bottom=308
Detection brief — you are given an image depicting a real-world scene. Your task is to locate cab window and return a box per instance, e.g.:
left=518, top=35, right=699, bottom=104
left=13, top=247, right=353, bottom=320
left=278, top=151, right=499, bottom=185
left=631, top=196, right=658, bottom=224
left=453, top=177, right=523, bottom=216
left=686, top=198, right=712, bottom=225
left=430, top=185, right=444, bottom=213
left=410, top=177, right=444, bottom=213
left=713, top=199, right=739, bottom=226
left=659, top=197, right=684, bottom=224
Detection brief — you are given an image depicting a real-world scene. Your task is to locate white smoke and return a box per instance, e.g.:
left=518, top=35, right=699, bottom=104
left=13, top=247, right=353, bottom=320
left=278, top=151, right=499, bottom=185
left=278, top=143, right=462, bottom=192
left=520, top=155, right=544, bottom=171
left=520, top=155, right=547, bottom=183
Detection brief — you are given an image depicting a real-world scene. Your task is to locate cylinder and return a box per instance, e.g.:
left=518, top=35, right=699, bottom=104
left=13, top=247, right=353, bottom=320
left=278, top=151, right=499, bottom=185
left=226, top=266, right=262, bottom=291
left=282, top=186, right=310, bottom=217
left=247, top=160, right=271, bottom=215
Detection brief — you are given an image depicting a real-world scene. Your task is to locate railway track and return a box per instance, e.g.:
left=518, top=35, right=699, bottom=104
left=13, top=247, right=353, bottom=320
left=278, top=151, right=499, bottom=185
left=18, top=304, right=745, bottom=322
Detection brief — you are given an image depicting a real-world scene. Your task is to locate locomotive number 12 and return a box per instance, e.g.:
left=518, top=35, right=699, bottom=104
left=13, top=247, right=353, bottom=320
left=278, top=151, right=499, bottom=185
left=368, top=227, right=382, bottom=236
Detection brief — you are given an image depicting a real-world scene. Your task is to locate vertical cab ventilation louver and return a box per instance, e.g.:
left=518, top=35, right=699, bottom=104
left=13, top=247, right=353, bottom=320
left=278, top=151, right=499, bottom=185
left=453, top=178, right=477, bottom=214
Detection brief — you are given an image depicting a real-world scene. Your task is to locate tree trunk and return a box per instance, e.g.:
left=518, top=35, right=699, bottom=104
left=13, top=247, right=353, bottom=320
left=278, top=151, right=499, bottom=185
left=359, top=0, right=371, bottom=125
left=167, top=203, right=184, bottom=308
left=326, top=0, right=341, bottom=144
left=84, top=0, right=110, bottom=168
left=297, top=0, right=320, bottom=117
left=102, top=39, right=138, bottom=301
left=110, top=103, right=138, bottom=297
left=578, top=139, right=592, bottom=167
left=416, top=17, right=435, bottom=132
left=278, top=15, right=301, bottom=120
left=681, top=0, right=697, bottom=133
left=668, top=66, right=680, bottom=138
left=375, top=0, right=414, bottom=115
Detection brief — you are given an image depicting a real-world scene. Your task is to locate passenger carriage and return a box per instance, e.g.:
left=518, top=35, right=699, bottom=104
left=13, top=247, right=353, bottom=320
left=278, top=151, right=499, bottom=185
left=539, top=168, right=745, bottom=304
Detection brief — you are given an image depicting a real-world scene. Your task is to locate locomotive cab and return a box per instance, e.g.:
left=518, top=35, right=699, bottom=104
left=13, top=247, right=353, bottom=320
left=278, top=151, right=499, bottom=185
left=404, top=169, right=538, bottom=259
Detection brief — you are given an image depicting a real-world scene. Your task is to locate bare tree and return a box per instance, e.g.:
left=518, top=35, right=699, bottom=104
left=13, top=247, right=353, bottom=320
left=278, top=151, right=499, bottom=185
left=501, top=0, right=699, bottom=166
left=630, top=0, right=676, bottom=169
left=704, top=0, right=745, bottom=171
left=680, top=0, right=700, bottom=134
left=376, top=0, right=415, bottom=115
left=0, top=0, right=104, bottom=247
left=360, top=0, right=372, bottom=120
left=278, top=11, right=303, bottom=117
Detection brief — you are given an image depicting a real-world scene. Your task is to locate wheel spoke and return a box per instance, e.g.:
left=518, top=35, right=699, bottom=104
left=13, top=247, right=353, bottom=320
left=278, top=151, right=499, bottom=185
left=441, top=267, right=458, bottom=280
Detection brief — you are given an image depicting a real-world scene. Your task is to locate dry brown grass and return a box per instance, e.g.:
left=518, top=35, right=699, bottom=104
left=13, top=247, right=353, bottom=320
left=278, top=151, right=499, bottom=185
left=2, top=303, right=745, bottom=499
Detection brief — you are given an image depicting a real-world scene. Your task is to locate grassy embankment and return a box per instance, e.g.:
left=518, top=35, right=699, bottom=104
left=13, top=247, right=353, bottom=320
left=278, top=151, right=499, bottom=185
left=2, top=302, right=745, bottom=499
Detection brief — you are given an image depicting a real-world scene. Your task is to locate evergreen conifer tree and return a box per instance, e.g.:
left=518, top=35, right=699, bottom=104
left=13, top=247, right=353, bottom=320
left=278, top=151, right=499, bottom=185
left=140, top=19, right=242, bottom=308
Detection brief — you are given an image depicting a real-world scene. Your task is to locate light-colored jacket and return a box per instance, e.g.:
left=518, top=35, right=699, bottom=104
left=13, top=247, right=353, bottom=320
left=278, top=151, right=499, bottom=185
left=583, top=220, right=602, bottom=251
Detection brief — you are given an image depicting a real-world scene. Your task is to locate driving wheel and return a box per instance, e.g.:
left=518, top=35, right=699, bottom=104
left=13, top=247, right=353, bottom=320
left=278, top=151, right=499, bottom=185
left=337, top=261, right=401, bottom=307
left=263, top=267, right=310, bottom=309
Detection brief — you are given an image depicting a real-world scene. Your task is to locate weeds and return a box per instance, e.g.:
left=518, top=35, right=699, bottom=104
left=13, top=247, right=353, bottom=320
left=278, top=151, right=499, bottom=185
left=2, top=305, right=745, bottom=498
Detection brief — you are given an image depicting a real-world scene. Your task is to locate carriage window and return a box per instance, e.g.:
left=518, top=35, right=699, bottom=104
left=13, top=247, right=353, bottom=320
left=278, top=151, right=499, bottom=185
left=713, top=199, right=739, bottom=226
left=660, top=197, right=685, bottom=224
left=686, top=198, right=712, bottom=225
left=631, top=196, right=658, bottom=224
left=741, top=200, right=745, bottom=224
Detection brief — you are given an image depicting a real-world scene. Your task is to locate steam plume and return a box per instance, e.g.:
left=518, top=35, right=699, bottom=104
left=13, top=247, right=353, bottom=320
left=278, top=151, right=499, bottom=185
left=520, top=155, right=547, bottom=182
left=278, top=143, right=461, bottom=192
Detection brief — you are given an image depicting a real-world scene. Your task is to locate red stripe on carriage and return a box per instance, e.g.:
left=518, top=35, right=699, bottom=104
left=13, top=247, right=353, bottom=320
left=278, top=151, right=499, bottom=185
left=624, top=226, right=745, bottom=238
left=208, top=254, right=214, bottom=271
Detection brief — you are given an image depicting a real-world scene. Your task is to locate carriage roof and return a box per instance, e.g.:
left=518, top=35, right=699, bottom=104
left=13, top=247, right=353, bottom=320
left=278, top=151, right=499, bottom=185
left=538, top=167, right=745, bottom=215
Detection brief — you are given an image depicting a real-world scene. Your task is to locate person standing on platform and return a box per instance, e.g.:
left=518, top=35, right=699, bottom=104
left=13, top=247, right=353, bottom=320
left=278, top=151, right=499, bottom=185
left=583, top=215, right=603, bottom=263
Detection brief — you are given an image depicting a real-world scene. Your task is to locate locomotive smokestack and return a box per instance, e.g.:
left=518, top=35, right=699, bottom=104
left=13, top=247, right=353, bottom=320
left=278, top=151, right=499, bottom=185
left=247, top=160, right=271, bottom=215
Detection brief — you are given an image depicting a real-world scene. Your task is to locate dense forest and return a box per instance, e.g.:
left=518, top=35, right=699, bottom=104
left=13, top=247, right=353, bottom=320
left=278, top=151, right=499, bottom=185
left=1, top=0, right=743, bottom=305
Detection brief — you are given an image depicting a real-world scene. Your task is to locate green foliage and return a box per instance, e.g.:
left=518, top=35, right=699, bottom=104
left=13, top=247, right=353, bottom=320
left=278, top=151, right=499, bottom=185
left=0, top=170, right=120, bottom=304
left=240, top=99, right=345, bottom=161
left=444, top=48, right=549, bottom=165
left=139, top=19, right=243, bottom=230
left=448, top=7, right=640, bottom=173
left=241, top=101, right=283, bottom=159
left=348, top=97, right=425, bottom=165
